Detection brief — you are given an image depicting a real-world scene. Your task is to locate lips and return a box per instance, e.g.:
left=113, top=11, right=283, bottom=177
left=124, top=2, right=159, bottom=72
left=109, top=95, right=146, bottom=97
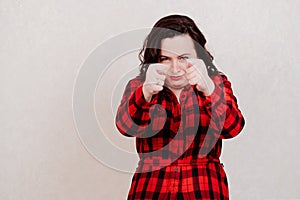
left=169, top=75, right=184, bottom=81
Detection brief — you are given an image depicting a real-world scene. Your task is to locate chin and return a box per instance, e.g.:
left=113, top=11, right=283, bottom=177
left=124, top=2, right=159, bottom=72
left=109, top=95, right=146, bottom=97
left=166, top=81, right=188, bottom=90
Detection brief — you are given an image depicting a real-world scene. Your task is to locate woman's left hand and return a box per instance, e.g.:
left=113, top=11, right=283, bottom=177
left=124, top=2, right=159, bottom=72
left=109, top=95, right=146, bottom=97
left=185, top=58, right=215, bottom=96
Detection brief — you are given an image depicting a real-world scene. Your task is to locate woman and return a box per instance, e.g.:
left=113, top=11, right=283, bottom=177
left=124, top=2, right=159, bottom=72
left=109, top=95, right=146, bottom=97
left=115, top=14, right=245, bottom=200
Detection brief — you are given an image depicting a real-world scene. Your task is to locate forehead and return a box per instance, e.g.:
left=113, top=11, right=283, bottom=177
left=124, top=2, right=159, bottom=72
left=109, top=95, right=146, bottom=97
left=160, top=34, right=195, bottom=56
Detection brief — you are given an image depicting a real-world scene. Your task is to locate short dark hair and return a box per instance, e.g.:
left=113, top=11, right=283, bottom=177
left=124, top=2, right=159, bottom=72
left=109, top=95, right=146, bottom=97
left=139, top=14, right=218, bottom=81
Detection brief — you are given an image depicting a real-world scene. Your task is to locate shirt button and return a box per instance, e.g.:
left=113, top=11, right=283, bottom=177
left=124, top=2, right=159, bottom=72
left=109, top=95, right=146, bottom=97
left=158, top=107, right=164, bottom=111
left=174, top=167, right=178, bottom=172
left=207, top=102, right=212, bottom=106
left=181, top=95, right=185, bottom=98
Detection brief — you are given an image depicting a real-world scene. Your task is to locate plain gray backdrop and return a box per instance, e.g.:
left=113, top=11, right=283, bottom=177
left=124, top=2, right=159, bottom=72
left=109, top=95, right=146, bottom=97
left=1, top=0, right=299, bottom=199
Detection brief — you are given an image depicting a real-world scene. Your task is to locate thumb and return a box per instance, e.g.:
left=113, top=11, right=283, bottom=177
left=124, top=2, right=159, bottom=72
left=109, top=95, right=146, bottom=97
left=186, top=58, right=198, bottom=68
left=155, top=64, right=169, bottom=75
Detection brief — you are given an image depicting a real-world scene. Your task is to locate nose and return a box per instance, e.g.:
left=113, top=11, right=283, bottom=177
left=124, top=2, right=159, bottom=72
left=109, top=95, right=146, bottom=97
left=170, top=59, right=181, bottom=73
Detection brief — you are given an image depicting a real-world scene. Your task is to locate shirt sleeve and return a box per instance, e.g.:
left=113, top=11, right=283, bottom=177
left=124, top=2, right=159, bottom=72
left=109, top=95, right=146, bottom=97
left=202, top=73, right=245, bottom=139
left=115, top=78, right=159, bottom=137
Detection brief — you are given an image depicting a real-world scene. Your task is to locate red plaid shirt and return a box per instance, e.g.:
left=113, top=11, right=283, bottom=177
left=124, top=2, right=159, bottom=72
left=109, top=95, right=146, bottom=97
left=116, top=73, right=245, bottom=200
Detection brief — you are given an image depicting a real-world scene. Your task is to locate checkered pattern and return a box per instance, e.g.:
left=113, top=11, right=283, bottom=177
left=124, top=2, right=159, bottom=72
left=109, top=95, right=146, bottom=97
left=115, top=73, right=245, bottom=200
left=128, top=162, right=228, bottom=200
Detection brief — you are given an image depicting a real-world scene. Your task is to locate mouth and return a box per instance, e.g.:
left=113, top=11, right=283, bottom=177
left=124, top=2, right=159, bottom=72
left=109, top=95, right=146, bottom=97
left=169, top=75, right=184, bottom=81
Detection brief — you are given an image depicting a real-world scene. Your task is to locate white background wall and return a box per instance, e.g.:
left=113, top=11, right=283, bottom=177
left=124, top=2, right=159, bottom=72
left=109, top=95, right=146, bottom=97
left=1, top=0, right=299, bottom=199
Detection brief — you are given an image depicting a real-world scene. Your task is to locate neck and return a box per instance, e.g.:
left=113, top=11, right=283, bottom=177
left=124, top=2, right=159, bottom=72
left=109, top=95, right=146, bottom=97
left=170, top=88, right=183, bottom=103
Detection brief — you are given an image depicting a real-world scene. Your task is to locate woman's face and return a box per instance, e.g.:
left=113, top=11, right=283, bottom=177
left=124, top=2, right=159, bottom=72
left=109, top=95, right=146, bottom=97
left=159, top=34, right=197, bottom=91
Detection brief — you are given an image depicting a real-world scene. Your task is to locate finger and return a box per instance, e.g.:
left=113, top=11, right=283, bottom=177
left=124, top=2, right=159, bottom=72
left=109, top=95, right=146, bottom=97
left=154, top=78, right=164, bottom=86
left=186, top=58, right=198, bottom=68
left=185, top=66, right=196, bottom=74
left=187, top=58, right=207, bottom=71
left=148, top=63, right=167, bottom=72
left=190, top=59, right=208, bottom=72
left=146, top=73, right=165, bottom=84
left=187, top=58, right=201, bottom=65
left=189, top=77, right=199, bottom=85
left=155, top=64, right=169, bottom=75
left=155, top=74, right=166, bottom=81
left=144, top=81, right=158, bottom=86
left=152, top=85, right=164, bottom=92
left=185, top=71, right=197, bottom=80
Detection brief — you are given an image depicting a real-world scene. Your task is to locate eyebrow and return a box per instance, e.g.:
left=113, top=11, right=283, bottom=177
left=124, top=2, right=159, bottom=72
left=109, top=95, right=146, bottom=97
left=160, top=53, right=191, bottom=57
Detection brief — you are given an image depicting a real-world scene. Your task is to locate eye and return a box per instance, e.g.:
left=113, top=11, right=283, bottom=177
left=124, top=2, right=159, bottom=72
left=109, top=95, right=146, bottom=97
left=179, top=56, right=189, bottom=60
left=159, top=57, right=169, bottom=62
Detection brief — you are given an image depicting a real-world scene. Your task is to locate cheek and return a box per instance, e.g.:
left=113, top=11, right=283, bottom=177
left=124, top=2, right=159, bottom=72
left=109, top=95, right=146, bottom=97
left=180, top=65, right=188, bottom=71
left=165, top=76, right=171, bottom=83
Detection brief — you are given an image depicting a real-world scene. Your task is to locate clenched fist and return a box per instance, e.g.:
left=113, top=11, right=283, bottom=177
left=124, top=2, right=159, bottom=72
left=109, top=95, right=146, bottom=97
left=142, top=64, right=168, bottom=102
left=185, top=59, right=215, bottom=96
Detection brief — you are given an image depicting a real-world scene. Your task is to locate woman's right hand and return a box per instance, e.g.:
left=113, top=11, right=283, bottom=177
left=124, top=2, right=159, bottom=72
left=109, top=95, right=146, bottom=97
left=142, top=64, right=168, bottom=102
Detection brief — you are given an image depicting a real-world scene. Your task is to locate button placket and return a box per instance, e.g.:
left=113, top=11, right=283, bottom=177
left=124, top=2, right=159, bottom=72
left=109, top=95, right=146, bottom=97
left=178, top=91, right=187, bottom=155
left=171, top=166, right=180, bottom=192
